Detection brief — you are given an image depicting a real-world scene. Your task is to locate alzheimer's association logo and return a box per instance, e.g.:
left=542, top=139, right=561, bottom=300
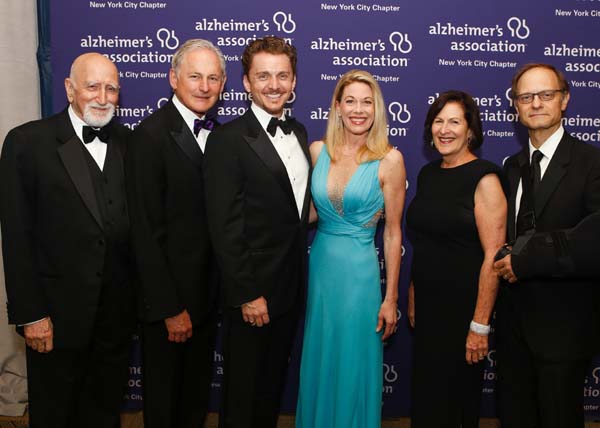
left=273, top=11, right=296, bottom=33
left=506, top=17, right=530, bottom=40
left=388, top=32, right=413, bottom=53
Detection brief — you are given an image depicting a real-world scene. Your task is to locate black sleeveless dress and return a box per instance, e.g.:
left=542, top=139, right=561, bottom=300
left=406, top=158, right=501, bottom=428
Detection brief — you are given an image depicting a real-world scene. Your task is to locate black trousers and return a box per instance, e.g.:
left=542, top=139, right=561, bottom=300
left=26, top=281, right=132, bottom=428
left=141, top=318, right=215, bottom=428
left=218, top=307, right=298, bottom=428
left=496, top=306, right=589, bottom=428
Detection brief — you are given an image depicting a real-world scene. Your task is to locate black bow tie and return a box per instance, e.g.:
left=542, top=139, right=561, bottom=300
left=266, top=117, right=295, bottom=137
left=82, top=126, right=109, bottom=144
left=193, top=118, right=216, bottom=137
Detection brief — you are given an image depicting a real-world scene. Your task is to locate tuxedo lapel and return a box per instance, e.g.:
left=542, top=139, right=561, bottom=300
left=56, top=113, right=103, bottom=230
left=166, top=101, right=204, bottom=169
left=535, top=134, right=571, bottom=219
left=289, top=119, right=312, bottom=222
left=507, top=151, right=527, bottom=242
left=243, top=111, right=297, bottom=210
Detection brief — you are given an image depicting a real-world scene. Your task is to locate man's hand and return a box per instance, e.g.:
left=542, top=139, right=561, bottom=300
left=24, top=317, right=53, bottom=353
left=165, top=310, right=192, bottom=342
left=241, top=296, right=269, bottom=327
left=493, top=254, right=518, bottom=283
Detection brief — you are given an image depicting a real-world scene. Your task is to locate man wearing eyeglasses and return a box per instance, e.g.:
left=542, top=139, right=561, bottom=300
left=0, top=52, right=134, bottom=427
left=494, top=63, right=600, bottom=428
left=126, top=39, right=226, bottom=428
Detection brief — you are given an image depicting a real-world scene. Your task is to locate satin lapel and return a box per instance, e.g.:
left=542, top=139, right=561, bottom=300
left=167, top=101, right=204, bottom=169
left=290, top=120, right=312, bottom=222
left=104, top=128, right=128, bottom=216
left=535, top=134, right=571, bottom=218
left=57, top=135, right=104, bottom=230
left=507, top=150, right=528, bottom=242
left=243, top=112, right=296, bottom=209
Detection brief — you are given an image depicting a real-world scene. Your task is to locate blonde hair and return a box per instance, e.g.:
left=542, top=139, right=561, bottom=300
left=325, top=69, right=391, bottom=163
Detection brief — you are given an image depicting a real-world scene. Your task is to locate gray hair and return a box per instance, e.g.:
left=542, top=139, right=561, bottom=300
left=171, top=39, right=226, bottom=77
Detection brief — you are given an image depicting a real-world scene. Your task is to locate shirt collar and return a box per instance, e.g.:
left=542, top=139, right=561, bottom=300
left=68, top=105, right=90, bottom=144
left=251, top=103, right=286, bottom=134
left=172, top=94, right=205, bottom=134
left=528, top=125, right=564, bottom=161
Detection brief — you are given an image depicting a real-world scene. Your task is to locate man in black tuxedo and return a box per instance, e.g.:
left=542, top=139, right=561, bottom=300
left=494, top=63, right=600, bottom=428
left=126, top=39, right=226, bottom=428
left=0, top=53, right=133, bottom=428
left=203, top=36, right=310, bottom=428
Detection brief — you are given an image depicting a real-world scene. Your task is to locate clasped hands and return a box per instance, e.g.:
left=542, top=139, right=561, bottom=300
left=242, top=296, right=270, bottom=327
left=165, top=309, right=193, bottom=342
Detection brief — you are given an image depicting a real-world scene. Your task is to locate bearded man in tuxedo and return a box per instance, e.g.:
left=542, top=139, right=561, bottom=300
left=0, top=52, right=134, bottom=428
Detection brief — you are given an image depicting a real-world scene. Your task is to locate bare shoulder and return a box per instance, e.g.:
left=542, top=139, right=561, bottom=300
left=379, top=147, right=406, bottom=186
left=381, top=147, right=404, bottom=166
left=476, top=172, right=503, bottom=193
left=475, top=173, right=505, bottom=208
left=309, top=140, right=325, bottom=165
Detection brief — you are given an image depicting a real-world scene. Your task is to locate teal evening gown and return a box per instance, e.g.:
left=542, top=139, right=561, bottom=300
left=296, top=148, right=384, bottom=428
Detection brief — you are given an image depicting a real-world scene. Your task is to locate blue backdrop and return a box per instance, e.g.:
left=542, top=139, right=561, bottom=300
left=47, top=0, right=600, bottom=419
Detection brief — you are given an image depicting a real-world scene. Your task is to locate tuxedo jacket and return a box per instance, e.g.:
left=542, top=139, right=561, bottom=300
left=203, top=109, right=311, bottom=319
left=126, top=99, right=218, bottom=325
left=498, top=131, right=600, bottom=360
left=0, top=109, right=132, bottom=348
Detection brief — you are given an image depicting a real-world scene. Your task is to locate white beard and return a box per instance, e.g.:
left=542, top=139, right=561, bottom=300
left=83, top=102, right=115, bottom=127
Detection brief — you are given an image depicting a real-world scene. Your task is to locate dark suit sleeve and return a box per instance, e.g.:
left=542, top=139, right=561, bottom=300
left=203, top=130, right=260, bottom=307
left=0, top=128, right=49, bottom=324
left=126, top=126, right=183, bottom=322
left=512, top=152, right=600, bottom=279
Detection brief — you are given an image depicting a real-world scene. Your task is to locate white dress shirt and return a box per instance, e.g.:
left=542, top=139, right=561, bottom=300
left=251, top=103, right=309, bottom=218
left=172, top=94, right=211, bottom=152
left=515, top=126, right=564, bottom=218
left=68, top=105, right=107, bottom=171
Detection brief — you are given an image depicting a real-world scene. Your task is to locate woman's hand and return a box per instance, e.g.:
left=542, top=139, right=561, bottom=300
left=465, top=330, right=489, bottom=365
left=376, top=299, right=398, bottom=341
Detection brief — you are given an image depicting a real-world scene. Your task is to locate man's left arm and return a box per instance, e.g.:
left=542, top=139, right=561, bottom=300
left=510, top=152, right=600, bottom=279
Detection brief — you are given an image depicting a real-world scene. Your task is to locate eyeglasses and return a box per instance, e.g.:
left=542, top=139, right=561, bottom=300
left=514, top=89, right=565, bottom=104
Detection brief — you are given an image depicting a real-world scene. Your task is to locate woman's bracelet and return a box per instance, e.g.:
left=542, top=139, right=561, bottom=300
left=469, top=320, right=491, bottom=336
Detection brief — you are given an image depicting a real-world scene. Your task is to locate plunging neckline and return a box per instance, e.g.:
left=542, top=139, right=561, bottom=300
left=325, top=152, right=366, bottom=217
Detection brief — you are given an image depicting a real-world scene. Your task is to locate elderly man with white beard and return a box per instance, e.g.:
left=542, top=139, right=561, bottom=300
left=0, top=52, right=135, bottom=428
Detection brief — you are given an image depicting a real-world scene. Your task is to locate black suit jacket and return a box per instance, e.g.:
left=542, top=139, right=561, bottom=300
left=203, top=109, right=311, bottom=319
left=0, top=109, right=132, bottom=348
left=498, top=131, right=600, bottom=360
left=126, top=99, right=217, bottom=325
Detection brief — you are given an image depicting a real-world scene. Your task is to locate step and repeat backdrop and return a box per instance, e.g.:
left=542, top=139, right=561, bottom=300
left=49, top=0, right=600, bottom=419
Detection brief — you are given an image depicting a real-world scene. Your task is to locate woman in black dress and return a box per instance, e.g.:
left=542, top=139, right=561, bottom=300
left=406, top=90, right=507, bottom=428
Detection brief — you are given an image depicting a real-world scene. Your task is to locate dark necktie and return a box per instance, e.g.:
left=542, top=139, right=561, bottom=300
left=516, top=150, right=544, bottom=236
left=193, top=118, right=216, bottom=137
left=531, top=150, right=544, bottom=192
left=82, top=126, right=109, bottom=144
left=266, top=117, right=295, bottom=137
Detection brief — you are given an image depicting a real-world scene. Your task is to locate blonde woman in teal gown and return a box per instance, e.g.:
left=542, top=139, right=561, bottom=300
left=296, top=69, right=406, bottom=428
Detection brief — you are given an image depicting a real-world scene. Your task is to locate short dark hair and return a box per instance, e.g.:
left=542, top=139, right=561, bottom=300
left=511, top=63, right=569, bottom=99
left=423, top=90, right=484, bottom=151
left=241, top=36, right=297, bottom=76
